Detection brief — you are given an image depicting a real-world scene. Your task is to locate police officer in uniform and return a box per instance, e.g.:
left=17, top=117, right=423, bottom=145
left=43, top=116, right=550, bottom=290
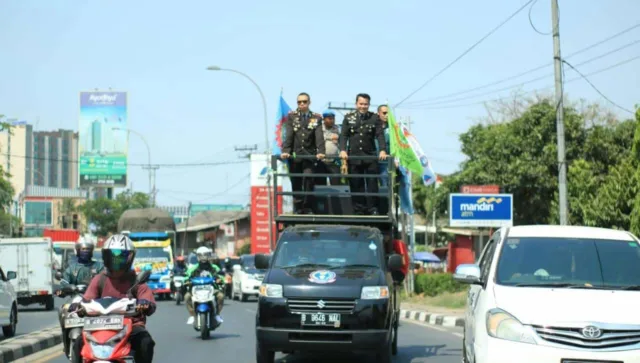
left=281, top=92, right=326, bottom=214
left=339, top=93, right=387, bottom=215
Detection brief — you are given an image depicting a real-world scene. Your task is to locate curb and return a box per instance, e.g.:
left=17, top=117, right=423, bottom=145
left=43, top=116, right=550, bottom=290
left=400, top=309, right=465, bottom=328
left=0, top=326, right=62, bottom=362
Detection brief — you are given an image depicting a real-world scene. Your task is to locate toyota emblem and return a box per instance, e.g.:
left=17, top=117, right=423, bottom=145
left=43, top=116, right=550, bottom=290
left=581, top=325, right=602, bottom=339
left=317, top=300, right=326, bottom=309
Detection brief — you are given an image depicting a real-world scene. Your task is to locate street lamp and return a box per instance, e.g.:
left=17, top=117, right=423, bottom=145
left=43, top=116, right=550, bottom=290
left=206, top=65, right=273, bottom=251
left=112, top=127, right=155, bottom=205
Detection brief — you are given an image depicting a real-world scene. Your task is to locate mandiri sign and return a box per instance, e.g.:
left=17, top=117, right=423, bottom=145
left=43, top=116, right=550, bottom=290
left=449, top=193, right=513, bottom=228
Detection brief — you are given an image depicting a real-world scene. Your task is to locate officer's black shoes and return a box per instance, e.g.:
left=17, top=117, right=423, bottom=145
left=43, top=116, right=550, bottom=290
left=368, top=208, right=379, bottom=216
left=295, top=208, right=314, bottom=215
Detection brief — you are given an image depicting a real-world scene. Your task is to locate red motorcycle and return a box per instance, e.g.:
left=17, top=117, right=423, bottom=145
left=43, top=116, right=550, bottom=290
left=77, top=270, right=151, bottom=362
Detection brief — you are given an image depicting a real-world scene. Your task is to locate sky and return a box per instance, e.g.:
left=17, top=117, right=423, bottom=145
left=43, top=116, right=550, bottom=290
left=1, top=0, right=639, bottom=207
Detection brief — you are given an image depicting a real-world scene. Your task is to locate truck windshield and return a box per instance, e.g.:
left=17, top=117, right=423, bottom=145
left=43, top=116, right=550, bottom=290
left=496, top=237, right=640, bottom=289
left=136, top=247, right=170, bottom=260
left=272, top=239, right=382, bottom=269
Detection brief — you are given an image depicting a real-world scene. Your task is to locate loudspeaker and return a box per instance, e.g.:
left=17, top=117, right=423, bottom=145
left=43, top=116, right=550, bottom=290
left=314, top=185, right=354, bottom=215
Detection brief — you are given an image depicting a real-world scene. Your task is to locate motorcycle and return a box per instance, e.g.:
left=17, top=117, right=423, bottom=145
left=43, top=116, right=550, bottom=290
left=77, top=270, right=151, bottom=363
left=56, top=278, right=88, bottom=362
left=189, top=276, right=222, bottom=340
left=172, top=274, right=185, bottom=305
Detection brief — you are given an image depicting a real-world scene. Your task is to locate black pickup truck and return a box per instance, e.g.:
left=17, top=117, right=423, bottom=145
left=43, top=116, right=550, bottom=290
left=253, top=155, right=407, bottom=363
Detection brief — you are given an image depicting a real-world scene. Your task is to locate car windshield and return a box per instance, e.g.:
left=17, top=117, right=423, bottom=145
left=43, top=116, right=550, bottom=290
left=272, top=239, right=382, bottom=269
left=135, top=247, right=170, bottom=260
left=496, top=237, right=640, bottom=289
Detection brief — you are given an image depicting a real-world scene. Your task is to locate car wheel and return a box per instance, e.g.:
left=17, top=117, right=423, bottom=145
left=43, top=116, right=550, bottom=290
left=2, top=305, right=17, bottom=337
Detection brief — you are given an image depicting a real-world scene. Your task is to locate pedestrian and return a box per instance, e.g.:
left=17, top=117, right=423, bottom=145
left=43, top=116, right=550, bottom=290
left=339, top=93, right=387, bottom=215
left=315, top=110, right=343, bottom=186
left=281, top=92, right=326, bottom=214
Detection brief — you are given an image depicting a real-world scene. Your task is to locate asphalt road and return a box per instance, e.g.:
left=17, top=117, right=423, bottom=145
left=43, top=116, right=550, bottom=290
left=42, top=298, right=463, bottom=363
left=0, top=298, right=61, bottom=343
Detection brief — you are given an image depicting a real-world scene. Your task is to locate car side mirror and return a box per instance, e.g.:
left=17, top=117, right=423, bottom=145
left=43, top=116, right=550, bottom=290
left=387, top=254, right=403, bottom=271
left=6, top=271, right=16, bottom=280
left=233, top=264, right=241, bottom=272
left=255, top=254, right=270, bottom=270
left=453, top=264, right=482, bottom=285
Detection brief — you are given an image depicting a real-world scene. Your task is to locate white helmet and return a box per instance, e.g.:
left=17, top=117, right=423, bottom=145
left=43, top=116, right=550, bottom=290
left=102, top=234, right=136, bottom=273
left=196, top=246, right=213, bottom=263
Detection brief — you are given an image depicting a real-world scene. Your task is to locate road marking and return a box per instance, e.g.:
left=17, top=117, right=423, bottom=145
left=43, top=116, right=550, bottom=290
left=12, top=343, right=63, bottom=363
left=402, top=317, right=464, bottom=338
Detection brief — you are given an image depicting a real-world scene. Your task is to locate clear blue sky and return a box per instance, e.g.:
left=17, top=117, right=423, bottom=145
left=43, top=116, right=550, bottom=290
left=1, top=0, right=639, bottom=207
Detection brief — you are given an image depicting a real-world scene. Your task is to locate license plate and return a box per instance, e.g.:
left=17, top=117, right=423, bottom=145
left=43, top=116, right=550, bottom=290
left=64, top=317, right=84, bottom=327
left=84, top=316, right=124, bottom=331
left=300, top=313, right=341, bottom=328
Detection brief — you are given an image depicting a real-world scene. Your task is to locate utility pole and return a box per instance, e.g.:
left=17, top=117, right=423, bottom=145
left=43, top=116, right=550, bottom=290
left=181, top=201, right=192, bottom=255
left=141, top=164, right=159, bottom=206
left=551, top=0, right=568, bottom=225
left=234, top=144, right=258, bottom=159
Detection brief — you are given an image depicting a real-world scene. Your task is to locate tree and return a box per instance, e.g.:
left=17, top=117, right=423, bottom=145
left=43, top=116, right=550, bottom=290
left=81, top=190, right=151, bottom=236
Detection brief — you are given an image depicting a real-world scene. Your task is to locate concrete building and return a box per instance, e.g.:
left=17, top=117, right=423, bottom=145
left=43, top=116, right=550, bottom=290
left=18, top=185, right=88, bottom=237
left=0, top=121, right=33, bottom=199
left=175, top=210, right=250, bottom=257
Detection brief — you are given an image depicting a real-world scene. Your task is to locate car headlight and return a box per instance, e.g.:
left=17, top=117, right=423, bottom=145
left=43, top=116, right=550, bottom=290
left=486, top=309, right=537, bottom=344
left=259, top=284, right=283, bottom=298
left=361, top=286, right=390, bottom=299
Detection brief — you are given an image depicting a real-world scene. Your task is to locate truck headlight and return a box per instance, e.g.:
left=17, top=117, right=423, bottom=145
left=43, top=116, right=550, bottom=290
left=486, top=309, right=537, bottom=344
left=361, top=286, right=389, bottom=299
left=259, top=284, right=283, bottom=298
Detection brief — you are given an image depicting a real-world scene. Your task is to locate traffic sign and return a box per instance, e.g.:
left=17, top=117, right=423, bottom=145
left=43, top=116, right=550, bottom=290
left=460, top=185, right=500, bottom=194
left=449, top=193, right=513, bottom=227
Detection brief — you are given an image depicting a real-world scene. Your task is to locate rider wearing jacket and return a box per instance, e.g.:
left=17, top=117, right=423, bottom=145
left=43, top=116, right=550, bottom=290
left=57, top=236, right=105, bottom=358
left=184, top=246, right=225, bottom=325
left=171, top=255, right=188, bottom=295
left=69, top=234, right=157, bottom=363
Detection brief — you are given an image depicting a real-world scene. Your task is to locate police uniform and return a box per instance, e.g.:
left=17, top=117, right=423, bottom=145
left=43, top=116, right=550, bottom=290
left=282, top=109, right=326, bottom=213
left=339, top=110, right=386, bottom=214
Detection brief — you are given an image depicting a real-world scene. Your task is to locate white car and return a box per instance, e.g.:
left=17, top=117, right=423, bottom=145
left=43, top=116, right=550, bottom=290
left=0, top=266, right=18, bottom=337
left=455, top=225, right=640, bottom=363
left=231, top=254, right=266, bottom=302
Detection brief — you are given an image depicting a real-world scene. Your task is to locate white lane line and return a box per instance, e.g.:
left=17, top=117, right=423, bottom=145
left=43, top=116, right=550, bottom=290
left=401, top=317, right=464, bottom=338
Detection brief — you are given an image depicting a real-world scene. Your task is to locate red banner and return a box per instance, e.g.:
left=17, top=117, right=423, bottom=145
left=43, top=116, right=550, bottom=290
left=251, top=186, right=282, bottom=254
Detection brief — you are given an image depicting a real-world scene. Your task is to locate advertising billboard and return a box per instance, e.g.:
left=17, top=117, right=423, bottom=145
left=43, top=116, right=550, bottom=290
left=78, top=91, right=128, bottom=187
left=250, top=153, right=284, bottom=254
left=449, top=193, right=513, bottom=228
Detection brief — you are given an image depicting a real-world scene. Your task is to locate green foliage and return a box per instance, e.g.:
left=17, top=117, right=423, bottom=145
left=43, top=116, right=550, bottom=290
left=414, top=273, right=466, bottom=297
left=81, top=190, right=150, bottom=236
left=238, top=243, right=251, bottom=255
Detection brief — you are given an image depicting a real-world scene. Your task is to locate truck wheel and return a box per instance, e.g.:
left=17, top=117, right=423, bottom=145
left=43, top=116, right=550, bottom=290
left=1, top=305, right=17, bottom=337
left=256, top=341, right=275, bottom=363
left=392, top=322, right=398, bottom=355
left=45, top=296, right=54, bottom=311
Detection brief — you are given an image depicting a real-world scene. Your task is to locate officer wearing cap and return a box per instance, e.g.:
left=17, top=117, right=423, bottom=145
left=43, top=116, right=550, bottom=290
left=281, top=92, right=326, bottom=214
left=339, top=93, right=387, bottom=215
left=315, top=110, right=343, bottom=186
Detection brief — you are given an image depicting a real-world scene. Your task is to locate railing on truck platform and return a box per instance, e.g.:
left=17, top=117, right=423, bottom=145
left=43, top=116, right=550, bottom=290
left=271, top=154, right=400, bottom=229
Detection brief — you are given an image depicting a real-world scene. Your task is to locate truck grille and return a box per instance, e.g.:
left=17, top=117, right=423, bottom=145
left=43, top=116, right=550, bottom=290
left=533, top=325, right=640, bottom=349
left=287, top=298, right=356, bottom=314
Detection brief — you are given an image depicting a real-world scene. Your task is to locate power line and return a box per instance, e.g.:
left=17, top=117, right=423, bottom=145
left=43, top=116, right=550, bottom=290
left=394, top=0, right=535, bottom=107
left=528, top=0, right=551, bottom=35
left=0, top=152, right=249, bottom=168
left=401, top=54, right=640, bottom=110
left=562, top=60, right=635, bottom=114
left=401, top=26, right=640, bottom=106
left=403, top=39, right=640, bottom=107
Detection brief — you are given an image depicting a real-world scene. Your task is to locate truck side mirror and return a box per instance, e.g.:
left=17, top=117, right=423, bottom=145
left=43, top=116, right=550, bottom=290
left=255, top=254, right=270, bottom=269
left=6, top=271, right=16, bottom=280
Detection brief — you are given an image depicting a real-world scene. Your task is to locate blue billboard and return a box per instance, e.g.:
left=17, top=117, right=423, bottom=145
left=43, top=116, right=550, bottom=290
left=449, top=193, right=513, bottom=227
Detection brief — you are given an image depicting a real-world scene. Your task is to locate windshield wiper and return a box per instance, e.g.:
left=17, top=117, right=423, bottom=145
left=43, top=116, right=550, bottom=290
left=330, top=264, right=379, bottom=269
left=513, top=282, right=596, bottom=288
left=278, top=263, right=330, bottom=269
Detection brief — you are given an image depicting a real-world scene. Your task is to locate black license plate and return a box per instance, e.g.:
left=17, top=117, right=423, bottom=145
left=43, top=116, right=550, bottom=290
left=84, top=316, right=124, bottom=331
left=64, top=317, right=84, bottom=327
left=300, top=312, right=341, bottom=327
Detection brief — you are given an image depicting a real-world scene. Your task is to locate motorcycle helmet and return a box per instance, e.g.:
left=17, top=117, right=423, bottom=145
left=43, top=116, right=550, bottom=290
left=195, top=246, right=213, bottom=264
left=102, top=234, right=136, bottom=276
left=75, top=235, right=95, bottom=264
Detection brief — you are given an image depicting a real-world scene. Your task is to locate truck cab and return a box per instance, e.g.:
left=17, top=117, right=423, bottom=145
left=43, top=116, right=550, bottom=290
left=253, top=155, right=406, bottom=363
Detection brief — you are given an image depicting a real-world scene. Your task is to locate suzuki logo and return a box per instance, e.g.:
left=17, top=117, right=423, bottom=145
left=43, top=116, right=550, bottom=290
left=317, top=300, right=326, bottom=309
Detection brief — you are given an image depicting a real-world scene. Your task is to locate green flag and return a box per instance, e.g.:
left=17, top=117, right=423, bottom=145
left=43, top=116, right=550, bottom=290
left=388, top=107, right=423, bottom=175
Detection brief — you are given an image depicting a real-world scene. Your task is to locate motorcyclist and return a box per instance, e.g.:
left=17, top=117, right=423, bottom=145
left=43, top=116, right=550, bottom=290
left=56, top=236, right=105, bottom=358
left=183, top=246, right=225, bottom=325
left=69, top=234, right=157, bottom=363
left=171, top=255, right=188, bottom=295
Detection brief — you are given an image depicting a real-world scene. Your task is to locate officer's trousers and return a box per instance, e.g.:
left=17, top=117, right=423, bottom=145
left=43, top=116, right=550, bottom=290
left=349, top=161, right=379, bottom=214
left=290, top=159, right=315, bottom=212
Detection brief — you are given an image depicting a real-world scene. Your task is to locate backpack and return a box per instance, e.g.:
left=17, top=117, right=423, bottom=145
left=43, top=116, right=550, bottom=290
left=97, top=272, right=139, bottom=298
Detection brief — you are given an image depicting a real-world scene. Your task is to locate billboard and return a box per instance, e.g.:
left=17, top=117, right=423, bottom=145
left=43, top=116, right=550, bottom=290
left=449, top=193, right=513, bottom=228
left=250, top=153, right=284, bottom=254
left=78, top=91, right=128, bottom=187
